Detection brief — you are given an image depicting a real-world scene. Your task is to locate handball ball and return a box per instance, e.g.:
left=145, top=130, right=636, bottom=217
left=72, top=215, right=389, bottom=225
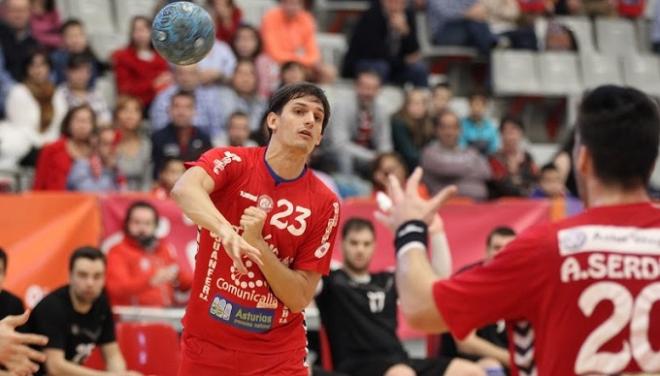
left=151, top=1, right=215, bottom=65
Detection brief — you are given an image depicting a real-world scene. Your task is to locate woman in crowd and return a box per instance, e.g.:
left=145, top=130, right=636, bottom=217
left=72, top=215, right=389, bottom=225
left=113, top=96, right=152, bottom=191
left=112, top=16, right=172, bottom=110
left=5, top=49, right=66, bottom=165
left=231, top=25, right=279, bottom=98
left=391, top=88, right=434, bottom=172
left=33, top=105, right=97, bottom=190
left=208, top=0, right=242, bottom=43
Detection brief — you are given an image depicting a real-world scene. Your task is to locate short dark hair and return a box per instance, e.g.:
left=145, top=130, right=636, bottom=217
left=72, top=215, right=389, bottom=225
left=281, top=61, right=304, bottom=74
left=60, top=18, right=83, bottom=34
left=21, top=48, right=52, bottom=82
left=231, top=25, right=262, bottom=59
left=0, top=248, right=6, bottom=270
left=356, top=68, right=382, bottom=83
left=486, top=226, right=516, bottom=247
left=342, top=218, right=375, bottom=239
left=499, top=115, right=524, bottom=133
left=69, top=246, right=105, bottom=272
left=66, top=53, right=92, bottom=70
left=432, top=82, right=451, bottom=92
left=60, top=105, right=97, bottom=138
left=171, top=90, right=196, bottom=105
left=540, top=162, right=558, bottom=175
left=228, top=110, right=248, bottom=123
left=468, top=90, right=488, bottom=103
left=263, top=82, right=331, bottom=136
left=577, top=85, right=660, bottom=188
left=123, top=201, right=160, bottom=233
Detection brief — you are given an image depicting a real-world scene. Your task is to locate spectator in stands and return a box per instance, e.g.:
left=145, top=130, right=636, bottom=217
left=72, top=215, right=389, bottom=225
left=421, top=110, right=491, bottom=200
left=530, top=162, right=566, bottom=198
left=33, top=105, right=96, bottom=190
left=460, top=92, right=499, bottom=156
left=391, top=88, right=434, bottom=171
left=617, top=0, right=645, bottom=18
left=0, top=0, right=39, bottom=83
left=316, top=218, right=492, bottom=376
left=430, top=82, right=453, bottom=117
left=151, top=91, right=212, bottom=179
left=150, top=64, right=224, bottom=139
left=343, top=0, right=428, bottom=87
left=151, top=157, right=185, bottom=199
left=114, top=96, right=152, bottom=191
left=50, top=19, right=105, bottom=87
left=0, top=47, right=16, bottom=118
left=328, top=70, right=391, bottom=178
left=261, top=0, right=335, bottom=82
left=544, top=21, right=577, bottom=51
left=488, top=116, right=538, bottom=198
left=112, top=16, right=172, bottom=109
left=214, top=111, right=258, bottom=147
left=53, top=53, right=112, bottom=126
left=371, top=151, right=429, bottom=198
left=217, top=59, right=267, bottom=133
left=67, top=127, right=123, bottom=192
left=652, top=0, right=660, bottom=53
left=27, top=247, right=142, bottom=376
left=207, top=0, right=242, bottom=44
left=552, top=128, right=578, bottom=196
left=439, top=227, right=515, bottom=368
left=5, top=49, right=65, bottom=165
left=482, top=0, right=537, bottom=50
left=30, top=0, right=61, bottom=50
left=231, top=24, right=280, bottom=98
left=0, top=248, right=23, bottom=320
left=106, top=201, right=192, bottom=307
left=427, top=0, right=496, bottom=56
left=197, top=38, right=237, bottom=87
left=279, top=61, right=306, bottom=88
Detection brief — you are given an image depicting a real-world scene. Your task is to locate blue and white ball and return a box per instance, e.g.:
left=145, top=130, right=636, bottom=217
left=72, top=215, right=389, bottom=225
left=151, top=1, right=215, bottom=65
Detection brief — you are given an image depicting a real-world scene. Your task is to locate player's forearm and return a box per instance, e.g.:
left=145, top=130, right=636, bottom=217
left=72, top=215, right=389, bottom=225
left=430, top=232, right=452, bottom=279
left=456, top=333, right=510, bottom=367
left=104, top=353, right=126, bottom=372
left=396, top=248, right=449, bottom=333
left=254, top=240, right=313, bottom=313
left=46, top=357, right=110, bottom=376
left=171, top=180, right=229, bottom=234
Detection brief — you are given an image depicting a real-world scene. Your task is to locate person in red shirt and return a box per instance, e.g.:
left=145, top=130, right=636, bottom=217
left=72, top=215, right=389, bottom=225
left=207, top=0, right=242, bottom=43
left=33, top=105, right=96, bottom=190
left=382, top=85, right=660, bottom=376
left=171, top=83, right=340, bottom=375
left=106, top=201, right=193, bottom=307
left=112, top=16, right=172, bottom=108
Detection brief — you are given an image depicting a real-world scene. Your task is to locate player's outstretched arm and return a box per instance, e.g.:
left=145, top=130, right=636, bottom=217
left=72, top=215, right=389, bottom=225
left=387, top=168, right=456, bottom=333
left=172, top=166, right=260, bottom=273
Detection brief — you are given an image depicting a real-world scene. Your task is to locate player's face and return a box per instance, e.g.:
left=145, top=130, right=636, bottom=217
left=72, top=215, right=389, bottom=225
left=486, top=234, right=515, bottom=259
left=127, top=207, right=158, bottom=240
left=268, top=95, right=324, bottom=154
left=342, top=229, right=375, bottom=273
left=70, top=259, right=105, bottom=305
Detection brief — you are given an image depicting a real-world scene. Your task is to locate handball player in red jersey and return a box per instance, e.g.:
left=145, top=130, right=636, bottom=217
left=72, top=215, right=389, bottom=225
left=382, top=85, right=660, bottom=375
left=171, top=83, right=340, bottom=375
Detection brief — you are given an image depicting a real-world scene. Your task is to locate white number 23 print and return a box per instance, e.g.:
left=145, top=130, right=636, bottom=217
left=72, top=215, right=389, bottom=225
left=270, top=199, right=311, bottom=236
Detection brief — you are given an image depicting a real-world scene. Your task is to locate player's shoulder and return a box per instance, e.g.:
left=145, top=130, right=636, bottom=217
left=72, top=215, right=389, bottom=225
left=200, top=145, right=263, bottom=170
left=1, top=289, right=22, bottom=307
left=34, top=285, right=68, bottom=312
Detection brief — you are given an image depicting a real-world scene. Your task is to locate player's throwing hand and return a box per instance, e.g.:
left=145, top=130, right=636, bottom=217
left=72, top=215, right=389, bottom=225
left=216, top=222, right=262, bottom=274
left=240, top=207, right=268, bottom=247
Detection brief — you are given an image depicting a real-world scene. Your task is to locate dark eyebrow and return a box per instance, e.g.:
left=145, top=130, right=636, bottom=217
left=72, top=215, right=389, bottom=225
left=291, top=100, right=325, bottom=115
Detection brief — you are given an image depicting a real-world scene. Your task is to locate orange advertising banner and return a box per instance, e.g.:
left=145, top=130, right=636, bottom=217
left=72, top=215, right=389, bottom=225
left=0, top=193, right=102, bottom=307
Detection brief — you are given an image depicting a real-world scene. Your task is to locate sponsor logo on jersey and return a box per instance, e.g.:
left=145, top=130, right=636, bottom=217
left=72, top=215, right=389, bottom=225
left=315, top=202, right=339, bottom=259
left=213, top=151, right=242, bottom=174
left=558, top=225, right=660, bottom=255
left=199, top=232, right=221, bottom=302
left=240, top=190, right=258, bottom=202
left=314, top=242, right=331, bottom=258
left=209, top=294, right=274, bottom=333
left=257, top=195, right=274, bottom=213
left=558, top=229, right=588, bottom=253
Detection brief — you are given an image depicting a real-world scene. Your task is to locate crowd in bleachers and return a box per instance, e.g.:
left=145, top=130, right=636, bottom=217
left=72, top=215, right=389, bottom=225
left=0, top=0, right=658, bottom=198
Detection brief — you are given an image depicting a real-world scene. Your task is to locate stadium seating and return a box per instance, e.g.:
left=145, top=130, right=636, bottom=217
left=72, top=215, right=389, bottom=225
left=415, top=12, right=478, bottom=60
left=234, top=0, right=276, bottom=26
left=537, top=52, right=582, bottom=95
left=64, top=0, right=116, bottom=34
left=116, top=322, right=181, bottom=376
left=595, top=18, right=639, bottom=56
left=316, top=32, right=348, bottom=69
left=580, top=53, right=624, bottom=89
left=554, top=16, right=596, bottom=53
left=492, top=50, right=540, bottom=96
left=114, top=0, right=160, bottom=34
left=622, top=54, right=660, bottom=97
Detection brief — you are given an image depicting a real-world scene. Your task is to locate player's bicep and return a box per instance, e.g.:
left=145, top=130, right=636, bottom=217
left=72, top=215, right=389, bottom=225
left=179, top=166, right=216, bottom=194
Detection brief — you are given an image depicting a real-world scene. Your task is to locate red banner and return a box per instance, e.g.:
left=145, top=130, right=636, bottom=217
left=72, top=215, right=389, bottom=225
left=99, top=194, right=198, bottom=278
left=0, top=193, right=101, bottom=307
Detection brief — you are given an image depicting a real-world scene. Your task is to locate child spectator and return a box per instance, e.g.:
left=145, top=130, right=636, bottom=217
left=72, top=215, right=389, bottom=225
left=530, top=162, right=566, bottom=198
left=460, top=92, right=499, bottom=156
left=50, top=19, right=105, bottom=86
left=152, top=157, right=185, bottom=199
left=231, top=25, right=279, bottom=98
left=114, top=95, right=152, bottom=191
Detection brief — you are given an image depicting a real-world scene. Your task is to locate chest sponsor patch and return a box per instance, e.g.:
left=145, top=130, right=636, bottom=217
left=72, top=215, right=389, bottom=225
left=209, top=294, right=275, bottom=333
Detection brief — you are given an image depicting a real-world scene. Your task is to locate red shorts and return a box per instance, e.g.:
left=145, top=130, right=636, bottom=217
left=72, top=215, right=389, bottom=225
left=178, top=331, right=309, bottom=376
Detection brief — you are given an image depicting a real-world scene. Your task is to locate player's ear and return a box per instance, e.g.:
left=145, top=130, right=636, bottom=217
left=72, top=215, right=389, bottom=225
left=266, top=112, right=278, bottom=133
left=576, top=145, right=590, bottom=177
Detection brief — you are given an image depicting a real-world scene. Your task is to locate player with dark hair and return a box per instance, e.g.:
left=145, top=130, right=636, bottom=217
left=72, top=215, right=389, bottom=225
left=172, top=82, right=340, bottom=375
left=382, top=85, right=660, bottom=375
left=28, top=247, right=142, bottom=376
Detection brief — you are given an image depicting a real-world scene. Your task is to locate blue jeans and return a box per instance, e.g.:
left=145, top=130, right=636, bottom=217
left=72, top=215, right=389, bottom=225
left=434, top=19, right=496, bottom=56
left=354, top=59, right=429, bottom=87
